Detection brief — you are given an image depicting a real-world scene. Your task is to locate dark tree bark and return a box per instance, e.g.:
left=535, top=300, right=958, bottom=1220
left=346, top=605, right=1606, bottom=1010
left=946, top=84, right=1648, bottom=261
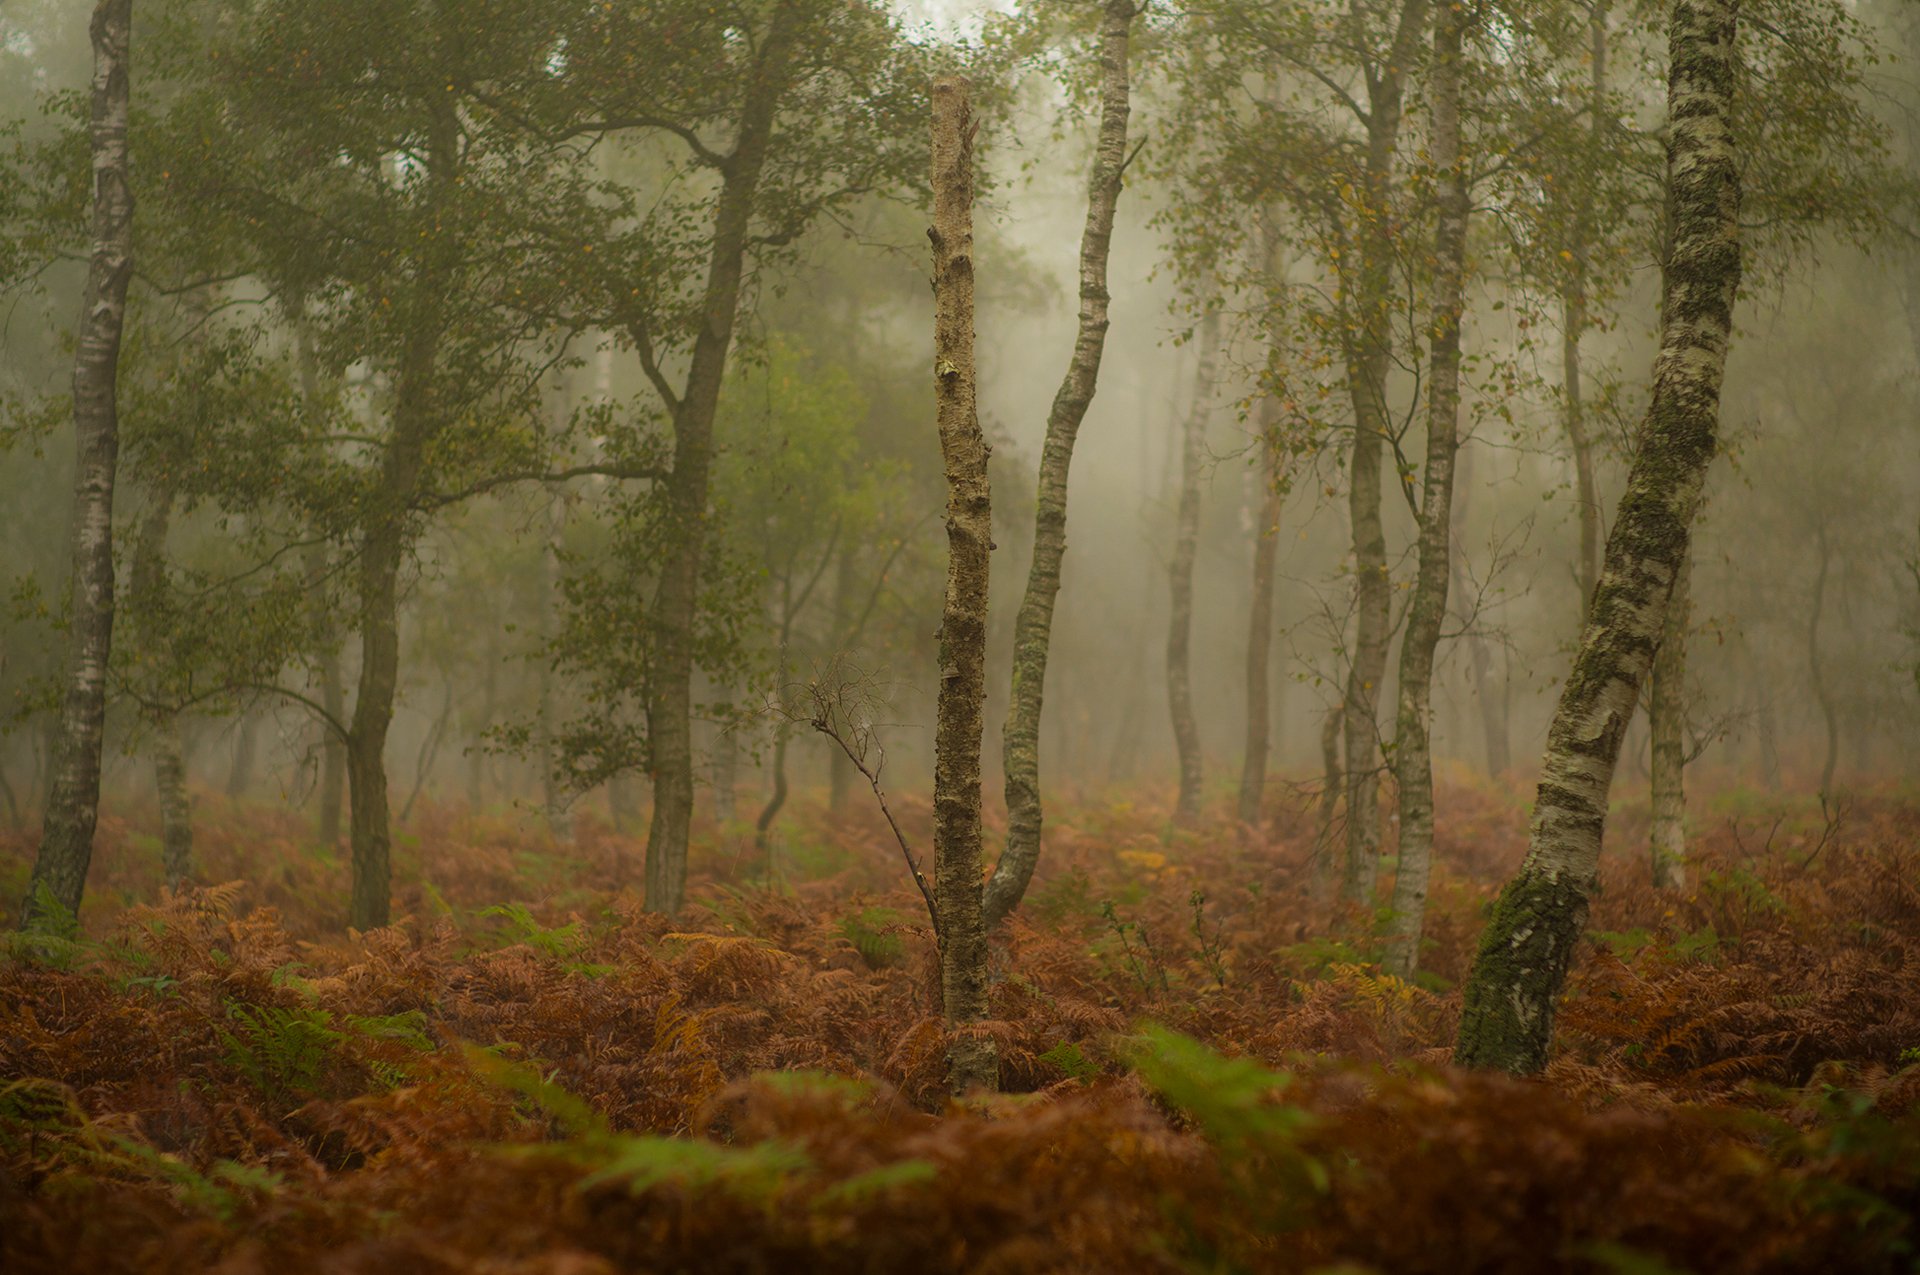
left=986, top=0, right=1136, bottom=928
left=1386, top=0, right=1471, bottom=978
left=24, top=0, right=134, bottom=929
left=1168, top=312, right=1220, bottom=828
left=929, top=75, right=996, bottom=1095
left=1456, top=0, right=1742, bottom=1074
left=638, top=7, right=798, bottom=916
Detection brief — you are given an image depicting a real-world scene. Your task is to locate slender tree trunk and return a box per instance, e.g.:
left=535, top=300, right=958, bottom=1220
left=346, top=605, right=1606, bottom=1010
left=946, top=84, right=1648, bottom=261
left=930, top=75, right=996, bottom=1095
left=828, top=548, right=858, bottom=813
left=23, top=0, right=134, bottom=929
left=1386, top=0, right=1469, bottom=978
left=1314, top=706, right=1343, bottom=900
left=986, top=0, right=1135, bottom=927
left=1649, top=546, right=1692, bottom=888
left=317, top=647, right=346, bottom=842
left=1341, top=0, right=1429, bottom=903
left=1808, top=523, right=1839, bottom=794
left=639, top=10, right=795, bottom=916
left=539, top=486, right=572, bottom=843
left=1238, top=391, right=1284, bottom=826
left=1563, top=1, right=1610, bottom=620
left=1168, top=312, right=1219, bottom=828
left=132, top=489, right=194, bottom=891
left=1456, top=0, right=1742, bottom=1074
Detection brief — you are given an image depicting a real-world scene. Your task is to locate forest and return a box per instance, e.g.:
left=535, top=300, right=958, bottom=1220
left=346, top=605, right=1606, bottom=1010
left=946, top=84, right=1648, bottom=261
left=2, top=0, right=1918, bottom=1269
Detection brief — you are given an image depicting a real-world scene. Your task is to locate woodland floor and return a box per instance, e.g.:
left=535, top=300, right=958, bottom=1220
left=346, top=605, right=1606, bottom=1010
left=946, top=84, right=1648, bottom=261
left=2, top=771, right=1917, bottom=1273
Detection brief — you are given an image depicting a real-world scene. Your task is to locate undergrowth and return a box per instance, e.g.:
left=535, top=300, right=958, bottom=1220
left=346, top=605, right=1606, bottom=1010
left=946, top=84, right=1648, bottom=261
left=1, top=778, right=1916, bottom=1272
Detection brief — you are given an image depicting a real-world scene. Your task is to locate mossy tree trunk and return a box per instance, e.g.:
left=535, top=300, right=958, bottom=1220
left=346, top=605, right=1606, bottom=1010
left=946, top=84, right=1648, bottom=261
left=1386, top=0, right=1470, bottom=979
left=23, top=0, right=134, bottom=929
left=929, top=75, right=996, bottom=1095
left=1456, top=0, right=1743, bottom=1075
left=986, top=0, right=1136, bottom=929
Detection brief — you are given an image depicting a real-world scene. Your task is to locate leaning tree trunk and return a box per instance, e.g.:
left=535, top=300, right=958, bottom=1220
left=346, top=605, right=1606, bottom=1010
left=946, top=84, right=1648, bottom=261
left=929, top=75, right=996, bottom=1095
left=639, top=9, right=795, bottom=916
left=1561, top=0, right=1610, bottom=619
left=1386, top=0, right=1470, bottom=979
left=985, top=0, right=1135, bottom=928
left=23, top=0, right=134, bottom=929
left=1456, top=0, right=1742, bottom=1075
left=1167, top=312, right=1220, bottom=828
left=1238, top=390, right=1285, bottom=826
left=1649, top=544, right=1692, bottom=888
left=1340, top=0, right=1427, bottom=902
left=132, top=488, right=194, bottom=891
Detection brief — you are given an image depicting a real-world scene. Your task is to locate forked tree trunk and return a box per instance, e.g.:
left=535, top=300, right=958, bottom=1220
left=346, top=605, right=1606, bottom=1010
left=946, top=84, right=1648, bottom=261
left=929, top=75, right=996, bottom=1095
left=1386, top=0, right=1470, bottom=979
left=1168, top=312, right=1220, bottom=828
left=986, top=0, right=1135, bottom=928
left=1341, top=0, right=1430, bottom=903
left=1238, top=391, right=1284, bottom=826
left=1456, top=0, right=1742, bottom=1074
left=1649, top=545, right=1692, bottom=888
left=639, top=8, right=796, bottom=916
left=23, top=0, right=134, bottom=929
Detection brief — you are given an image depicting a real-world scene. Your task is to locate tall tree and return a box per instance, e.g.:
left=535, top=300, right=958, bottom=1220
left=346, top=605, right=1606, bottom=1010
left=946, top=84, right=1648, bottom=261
left=21, top=0, right=133, bottom=928
left=1386, top=0, right=1472, bottom=979
left=929, top=75, right=996, bottom=1095
left=988, top=0, right=1139, bottom=927
left=1167, top=311, right=1219, bottom=828
left=1455, top=0, right=1742, bottom=1074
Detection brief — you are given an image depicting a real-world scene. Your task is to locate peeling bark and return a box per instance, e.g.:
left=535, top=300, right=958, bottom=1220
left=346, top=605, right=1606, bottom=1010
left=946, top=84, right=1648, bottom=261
left=930, top=76, right=996, bottom=1095
left=1457, top=0, right=1743, bottom=1074
left=24, top=0, right=134, bottom=929
left=987, top=0, right=1135, bottom=928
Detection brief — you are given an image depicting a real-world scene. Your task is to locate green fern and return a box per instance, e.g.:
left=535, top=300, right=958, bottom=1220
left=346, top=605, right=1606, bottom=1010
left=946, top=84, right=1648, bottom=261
left=219, top=1003, right=346, bottom=1100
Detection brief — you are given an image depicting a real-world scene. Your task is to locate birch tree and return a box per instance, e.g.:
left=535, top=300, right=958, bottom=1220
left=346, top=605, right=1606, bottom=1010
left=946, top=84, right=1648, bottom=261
left=986, top=0, right=1140, bottom=930
left=1455, top=0, right=1742, bottom=1074
left=20, top=0, right=133, bottom=929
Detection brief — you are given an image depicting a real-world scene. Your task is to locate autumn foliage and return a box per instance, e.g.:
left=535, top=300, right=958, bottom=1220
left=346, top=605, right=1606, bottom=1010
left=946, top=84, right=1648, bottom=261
left=2, top=777, right=1917, bottom=1272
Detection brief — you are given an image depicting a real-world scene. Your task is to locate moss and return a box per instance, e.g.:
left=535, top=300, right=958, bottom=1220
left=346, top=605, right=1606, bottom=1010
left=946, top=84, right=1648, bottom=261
left=1454, top=865, right=1595, bottom=1075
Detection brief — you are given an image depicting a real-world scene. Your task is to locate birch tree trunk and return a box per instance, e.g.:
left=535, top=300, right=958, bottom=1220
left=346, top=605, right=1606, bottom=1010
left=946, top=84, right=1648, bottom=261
left=1386, top=0, right=1470, bottom=978
left=985, top=0, right=1135, bottom=929
left=929, top=75, right=996, bottom=1095
left=1456, top=0, right=1742, bottom=1074
left=1341, top=0, right=1430, bottom=902
left=1238, top=390, right=1284, bottom=826
left=23, top=0, right=134, bottom=929
left=639, top=7, right=796, bottom=916
left=1168, top=312, right=1220, bottom=828
left=1649, top=545, right=1692, bottom=888
left=1562, top=0, right=1609, bottom=619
